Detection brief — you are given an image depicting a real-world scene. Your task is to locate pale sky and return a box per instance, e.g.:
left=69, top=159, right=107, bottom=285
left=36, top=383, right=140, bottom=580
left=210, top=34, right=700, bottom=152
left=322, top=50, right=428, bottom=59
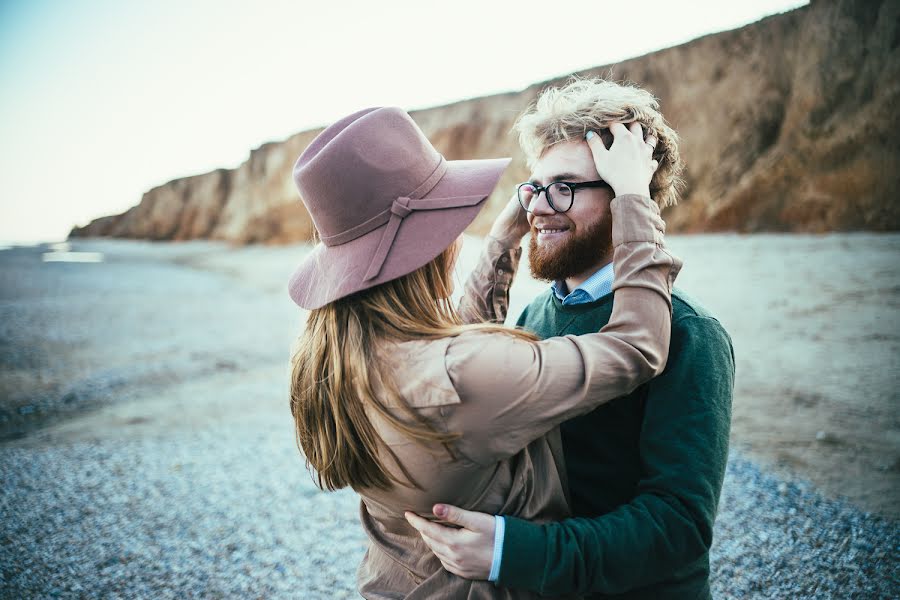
left=0, top=0, right=807, bottom=243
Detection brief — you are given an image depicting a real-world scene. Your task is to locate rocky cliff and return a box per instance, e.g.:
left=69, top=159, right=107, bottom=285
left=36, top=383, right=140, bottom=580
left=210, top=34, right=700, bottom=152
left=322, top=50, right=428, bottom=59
left=70, top=0, right=900, bottom=242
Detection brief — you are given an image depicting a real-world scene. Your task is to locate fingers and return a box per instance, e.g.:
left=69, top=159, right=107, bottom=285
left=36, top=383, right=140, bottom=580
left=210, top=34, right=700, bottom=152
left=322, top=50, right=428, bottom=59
left=596, top=122, right=655, bottom=148
left=405, top=511, right=457, bottom=544
left=434, top=504, right=493, bottom=532
left=419, top=530, right=453, bottom=558
left=405, top=513, right=465, bottom=575
left=608, top=122, right=629, bottom=138
left=645, top=130, right=659, bottom=172
left=407, top=509, right=494, bottom=581
left=629, top=122, right=658, bottom=154
left=585, top=130, right=608, bottom=158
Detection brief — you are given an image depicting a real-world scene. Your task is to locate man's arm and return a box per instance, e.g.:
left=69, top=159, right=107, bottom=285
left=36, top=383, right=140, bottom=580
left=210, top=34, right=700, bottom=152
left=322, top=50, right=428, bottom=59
left=498, top=315, right=734, bottom=595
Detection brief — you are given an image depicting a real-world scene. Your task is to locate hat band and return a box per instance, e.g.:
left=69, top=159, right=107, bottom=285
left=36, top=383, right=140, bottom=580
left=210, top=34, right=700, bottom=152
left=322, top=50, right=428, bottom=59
left=362, top=193, right=485, bottom=281
left=319, top=157, right=449, bottom=247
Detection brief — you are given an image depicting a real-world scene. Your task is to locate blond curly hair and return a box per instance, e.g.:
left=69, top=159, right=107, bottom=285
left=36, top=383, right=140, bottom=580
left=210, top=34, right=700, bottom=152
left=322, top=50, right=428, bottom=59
left=515, top=77, right=684, bottom=208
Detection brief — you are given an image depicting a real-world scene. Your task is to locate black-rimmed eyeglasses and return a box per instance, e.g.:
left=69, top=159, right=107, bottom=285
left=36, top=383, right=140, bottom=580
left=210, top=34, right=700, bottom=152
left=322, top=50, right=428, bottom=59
left=517, top=180, right=611, bottom=213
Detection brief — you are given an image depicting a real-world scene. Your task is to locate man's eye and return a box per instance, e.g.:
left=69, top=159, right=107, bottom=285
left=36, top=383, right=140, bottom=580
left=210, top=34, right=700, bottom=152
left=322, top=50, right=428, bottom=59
left=552, top=183, right=572, bottom=196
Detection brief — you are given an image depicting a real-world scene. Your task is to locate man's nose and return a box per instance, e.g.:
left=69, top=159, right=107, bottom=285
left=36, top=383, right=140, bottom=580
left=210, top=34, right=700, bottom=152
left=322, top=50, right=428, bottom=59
left=530, top=189, right=556, bottom=216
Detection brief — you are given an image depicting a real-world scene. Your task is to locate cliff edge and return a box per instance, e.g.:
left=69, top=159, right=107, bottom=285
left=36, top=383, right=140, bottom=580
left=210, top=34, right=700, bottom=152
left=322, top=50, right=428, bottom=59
left=70, top=0, right=900, bottom=242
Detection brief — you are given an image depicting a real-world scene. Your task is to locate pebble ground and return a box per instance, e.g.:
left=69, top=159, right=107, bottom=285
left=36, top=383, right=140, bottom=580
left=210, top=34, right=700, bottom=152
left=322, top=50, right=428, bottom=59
left=1, top=239, right=897, bottom=598
left=3, top=432, right=897, bottom=598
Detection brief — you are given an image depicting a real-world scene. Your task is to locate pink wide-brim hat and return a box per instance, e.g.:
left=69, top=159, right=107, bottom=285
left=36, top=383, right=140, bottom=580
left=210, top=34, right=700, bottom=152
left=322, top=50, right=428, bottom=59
left=288, top=107, right=510, bottom=310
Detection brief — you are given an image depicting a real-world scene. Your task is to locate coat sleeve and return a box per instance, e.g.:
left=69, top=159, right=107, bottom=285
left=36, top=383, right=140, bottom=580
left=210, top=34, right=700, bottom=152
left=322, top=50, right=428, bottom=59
left=444, top=195, right=682, bottom=466
left=496, top=315, right=735, bottom=596
left=456, top=236, right=522, bottom=325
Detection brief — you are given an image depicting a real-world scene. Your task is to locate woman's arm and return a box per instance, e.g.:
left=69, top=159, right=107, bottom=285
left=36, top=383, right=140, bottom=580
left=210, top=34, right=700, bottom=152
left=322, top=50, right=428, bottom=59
left=445, top=192, right=680, bottom=465
left=456, top=193, right=530, bottom=325
left=446, top=122, right=681, bottom=464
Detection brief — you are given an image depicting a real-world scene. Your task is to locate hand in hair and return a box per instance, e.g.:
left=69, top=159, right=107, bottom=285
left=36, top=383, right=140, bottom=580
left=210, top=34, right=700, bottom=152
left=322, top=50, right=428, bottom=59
left=585, top=122, right=658, bottom=199
left=488, top=192, right=530, bottom=247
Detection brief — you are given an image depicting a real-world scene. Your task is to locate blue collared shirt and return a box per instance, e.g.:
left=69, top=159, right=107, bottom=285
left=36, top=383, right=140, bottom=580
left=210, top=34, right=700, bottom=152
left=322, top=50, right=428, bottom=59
left=551, top=261, right=615, bottom=305
left=488, top=261, right=615, bottom=583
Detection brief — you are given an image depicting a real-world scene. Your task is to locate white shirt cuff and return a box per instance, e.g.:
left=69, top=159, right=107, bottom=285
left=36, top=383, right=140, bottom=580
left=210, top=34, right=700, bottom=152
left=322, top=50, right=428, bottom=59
left=488, top=515, right=505, bottom=582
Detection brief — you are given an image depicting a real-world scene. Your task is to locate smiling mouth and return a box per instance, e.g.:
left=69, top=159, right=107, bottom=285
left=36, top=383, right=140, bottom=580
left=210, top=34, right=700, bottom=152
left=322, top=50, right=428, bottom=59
left=535, top=225, right=570, bottom=235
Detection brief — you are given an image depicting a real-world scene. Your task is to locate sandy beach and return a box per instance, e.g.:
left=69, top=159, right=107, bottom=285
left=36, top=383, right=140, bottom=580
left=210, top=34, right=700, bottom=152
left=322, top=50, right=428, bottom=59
left=1, top=234, right=898, bottom=598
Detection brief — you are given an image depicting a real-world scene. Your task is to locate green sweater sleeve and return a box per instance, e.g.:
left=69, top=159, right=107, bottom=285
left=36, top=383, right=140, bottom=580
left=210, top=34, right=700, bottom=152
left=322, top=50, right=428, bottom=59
left=498, top=315, right=735, bottom=596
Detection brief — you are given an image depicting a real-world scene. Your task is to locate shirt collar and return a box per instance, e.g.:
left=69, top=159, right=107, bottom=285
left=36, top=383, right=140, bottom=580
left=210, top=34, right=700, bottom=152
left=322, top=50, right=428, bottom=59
left=551, top=262, right=615, bottom=306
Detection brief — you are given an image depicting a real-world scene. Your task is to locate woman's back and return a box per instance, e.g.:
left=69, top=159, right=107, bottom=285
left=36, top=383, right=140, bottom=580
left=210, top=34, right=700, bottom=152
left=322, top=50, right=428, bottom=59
left=354, top=192, right=679, bottom=596
left=357, top=334, right=573, bottom=598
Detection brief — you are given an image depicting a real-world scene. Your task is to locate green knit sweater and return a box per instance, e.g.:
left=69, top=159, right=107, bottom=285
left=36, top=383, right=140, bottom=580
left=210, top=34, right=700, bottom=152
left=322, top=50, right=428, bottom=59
left=498, top=289, right=735, bottom=599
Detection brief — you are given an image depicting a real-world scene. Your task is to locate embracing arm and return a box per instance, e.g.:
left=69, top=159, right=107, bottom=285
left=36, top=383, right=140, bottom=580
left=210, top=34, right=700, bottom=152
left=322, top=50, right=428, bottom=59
left=498, top=315, right=735, bottom=595
left=410, top=316, right=735, bottom=588
left=446, top=194, right=681, bottom=465
left=448, top=122, right=680, bottom=463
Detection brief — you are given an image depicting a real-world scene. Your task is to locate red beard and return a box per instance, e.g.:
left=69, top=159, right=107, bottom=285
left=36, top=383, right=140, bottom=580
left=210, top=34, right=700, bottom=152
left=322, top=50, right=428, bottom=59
left=528, top=217, right=613, bottom=282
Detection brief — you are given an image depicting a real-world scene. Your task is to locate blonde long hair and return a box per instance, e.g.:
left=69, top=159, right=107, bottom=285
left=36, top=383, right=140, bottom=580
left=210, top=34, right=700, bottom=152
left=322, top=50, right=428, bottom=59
left=290, top=242, right=534, bottom=492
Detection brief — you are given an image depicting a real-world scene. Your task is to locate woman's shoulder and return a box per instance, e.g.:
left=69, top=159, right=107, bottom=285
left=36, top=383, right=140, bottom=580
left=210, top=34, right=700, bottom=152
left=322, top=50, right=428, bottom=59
left=387, top=328, right=530, bottom=358
left=378, top=337, right=461, bottom=409
left=443, top=328, right=537, bottom=386
left=381, top=329, right=535, bottom=400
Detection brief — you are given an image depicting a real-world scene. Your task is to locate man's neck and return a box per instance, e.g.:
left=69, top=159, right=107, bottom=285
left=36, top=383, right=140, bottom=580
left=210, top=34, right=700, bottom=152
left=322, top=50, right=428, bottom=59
left=563, top=258, right=613, bottom=295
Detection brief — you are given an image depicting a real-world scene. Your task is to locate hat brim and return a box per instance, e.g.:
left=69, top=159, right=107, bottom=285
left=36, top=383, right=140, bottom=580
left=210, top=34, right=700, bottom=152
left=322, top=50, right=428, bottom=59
left=288, top=157, right=511, bottom=310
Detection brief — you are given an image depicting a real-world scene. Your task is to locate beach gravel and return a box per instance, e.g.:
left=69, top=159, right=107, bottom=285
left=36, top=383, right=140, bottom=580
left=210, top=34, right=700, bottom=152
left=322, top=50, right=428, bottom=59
left=1, top=238, right=898, bottom=598
left=2, top=435, right=897, bottom=599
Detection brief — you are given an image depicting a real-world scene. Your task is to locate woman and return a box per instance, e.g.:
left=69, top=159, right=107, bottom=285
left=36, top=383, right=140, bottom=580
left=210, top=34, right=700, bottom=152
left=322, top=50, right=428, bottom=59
left=288, top=106, right=680, bottom=598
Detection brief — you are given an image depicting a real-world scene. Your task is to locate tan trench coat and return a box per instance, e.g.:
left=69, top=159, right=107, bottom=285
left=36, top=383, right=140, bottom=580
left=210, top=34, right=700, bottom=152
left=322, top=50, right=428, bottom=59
left=352, top=194, right=682, bottom=599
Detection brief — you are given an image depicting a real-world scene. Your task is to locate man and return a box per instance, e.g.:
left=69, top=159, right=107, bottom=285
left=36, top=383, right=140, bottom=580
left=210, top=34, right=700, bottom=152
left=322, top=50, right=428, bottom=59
left=406, top=78, right=735, bottom=599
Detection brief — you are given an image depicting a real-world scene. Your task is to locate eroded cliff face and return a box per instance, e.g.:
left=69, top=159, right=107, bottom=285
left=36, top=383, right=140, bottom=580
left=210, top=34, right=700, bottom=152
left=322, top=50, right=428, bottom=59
left=70, top=0, right=900, bottom=242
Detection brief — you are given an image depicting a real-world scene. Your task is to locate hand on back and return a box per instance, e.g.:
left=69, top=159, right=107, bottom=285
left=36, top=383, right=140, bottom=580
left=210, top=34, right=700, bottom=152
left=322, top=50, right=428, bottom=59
left=405, top=504, right=495, bottom=580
